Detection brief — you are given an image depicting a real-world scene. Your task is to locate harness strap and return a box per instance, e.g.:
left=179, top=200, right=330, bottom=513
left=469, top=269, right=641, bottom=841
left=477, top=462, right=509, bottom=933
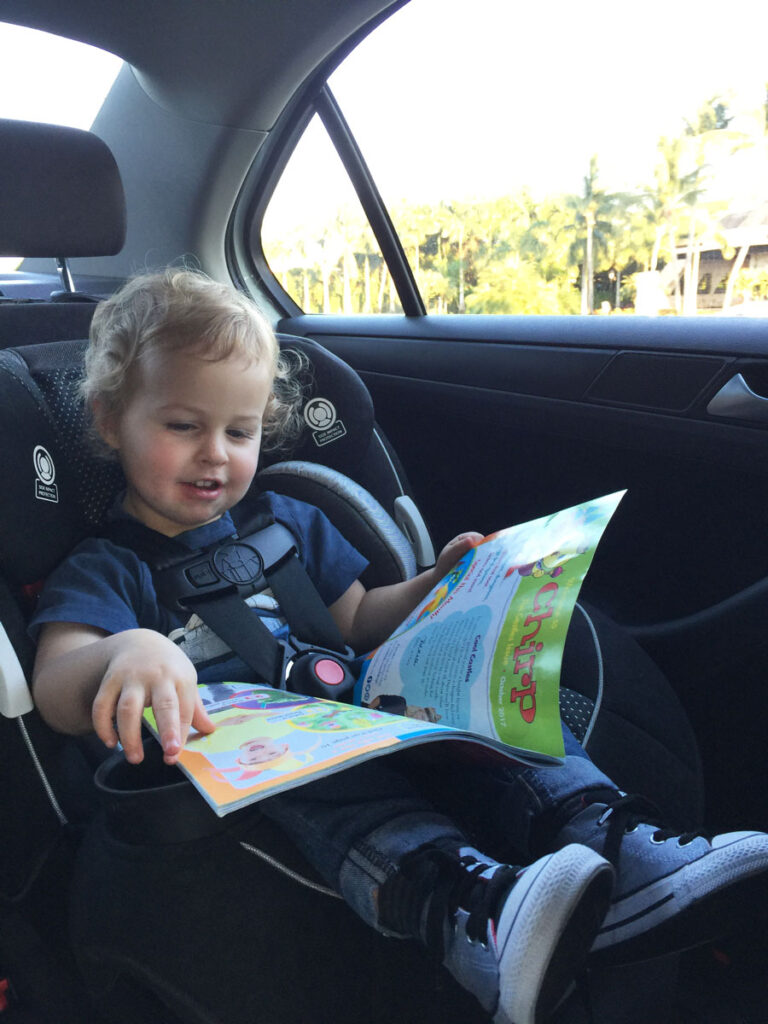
left=100, top=508, right=349, bottom=689
left=266, top=555, right=345, bottom=653
left=183, top=590, right=284, bottom=686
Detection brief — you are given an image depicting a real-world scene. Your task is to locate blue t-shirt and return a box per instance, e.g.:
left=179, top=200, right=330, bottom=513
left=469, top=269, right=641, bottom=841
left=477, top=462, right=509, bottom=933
left=30, top=491, right=368, bottom=685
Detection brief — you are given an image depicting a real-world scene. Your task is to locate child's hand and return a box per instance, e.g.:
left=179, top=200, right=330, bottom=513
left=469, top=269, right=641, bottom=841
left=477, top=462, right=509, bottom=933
left=333, top=531, right=484, bottom=654
left=433, top=532, right=484, bottom=580
left=91, top=630, right=215, bottom=766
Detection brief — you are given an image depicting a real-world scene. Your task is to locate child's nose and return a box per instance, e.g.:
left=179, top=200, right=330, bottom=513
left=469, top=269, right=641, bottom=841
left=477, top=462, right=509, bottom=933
left=200, top=433, right=227, bottom=464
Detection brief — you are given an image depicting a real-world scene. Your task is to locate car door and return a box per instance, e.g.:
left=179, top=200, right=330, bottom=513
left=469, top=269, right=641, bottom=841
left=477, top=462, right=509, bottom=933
left=230, top=0, right=768, bottom=834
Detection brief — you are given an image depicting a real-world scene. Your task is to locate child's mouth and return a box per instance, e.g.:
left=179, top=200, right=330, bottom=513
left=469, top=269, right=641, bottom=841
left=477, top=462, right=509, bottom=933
left=184, top=479, right=222, bottom=495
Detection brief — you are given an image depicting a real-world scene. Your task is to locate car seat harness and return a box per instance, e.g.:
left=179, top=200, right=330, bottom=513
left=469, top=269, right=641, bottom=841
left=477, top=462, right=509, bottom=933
left=101, top=511, right=357, bottom=702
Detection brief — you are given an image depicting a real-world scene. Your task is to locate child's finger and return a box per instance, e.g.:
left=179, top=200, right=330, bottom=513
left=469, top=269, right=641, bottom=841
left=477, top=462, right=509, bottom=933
left=147, top=682, right=183, bottom=765
left=450, top=531, right=483, bottom=550
left=114, top=680, right=155, bottom=764
left=175, top=689, right=215, bottom=758
left=91, top=686, right=120, bottom=750
left=190, top=695, right=216, bottom=737
left=436, top=532, right=483, bottom=574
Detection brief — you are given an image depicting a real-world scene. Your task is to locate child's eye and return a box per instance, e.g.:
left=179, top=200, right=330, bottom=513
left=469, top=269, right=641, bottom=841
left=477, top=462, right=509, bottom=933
left=227, top=428, right=256, bottom=440
left=166, top=422, right=195, bottom=433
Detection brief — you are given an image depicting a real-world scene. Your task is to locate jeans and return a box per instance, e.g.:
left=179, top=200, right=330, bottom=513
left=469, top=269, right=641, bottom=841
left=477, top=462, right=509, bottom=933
left=261, top=722, right=615, bottom=933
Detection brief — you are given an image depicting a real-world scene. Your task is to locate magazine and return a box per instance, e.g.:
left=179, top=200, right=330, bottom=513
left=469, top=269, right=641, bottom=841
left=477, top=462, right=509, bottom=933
left=356, top=490, right=625, bottom=760
left=145, top=683, right=563, bottom=816
left=144, top=490, right=625, bottom=816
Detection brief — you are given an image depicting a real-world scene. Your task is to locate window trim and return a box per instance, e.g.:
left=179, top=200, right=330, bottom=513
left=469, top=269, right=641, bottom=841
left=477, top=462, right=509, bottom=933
left=227, top=4, right=424, bottom=317
left=315, top=86, right=424, bottom=316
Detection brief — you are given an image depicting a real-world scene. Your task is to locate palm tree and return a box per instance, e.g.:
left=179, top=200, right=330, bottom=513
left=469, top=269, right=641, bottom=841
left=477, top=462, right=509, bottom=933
left=720, top=89, right=768, bottom=310
left=436, top=202, right=469, bottom=312
left=565, top=157, right=624, bottom=315
left=642, top=136, right=704, bottom=312
left=679, top=96, right=754, bottom=313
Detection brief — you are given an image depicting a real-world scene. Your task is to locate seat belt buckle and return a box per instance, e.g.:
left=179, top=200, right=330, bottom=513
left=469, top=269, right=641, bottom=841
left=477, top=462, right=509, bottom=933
left=283, top=637, right=357, bottom=702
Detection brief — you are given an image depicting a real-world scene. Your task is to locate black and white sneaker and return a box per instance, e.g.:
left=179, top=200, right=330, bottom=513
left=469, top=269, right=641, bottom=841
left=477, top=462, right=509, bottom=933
left=389, top=842, right=613, bottom=1024
left=556, top=793, right=768, bottom=962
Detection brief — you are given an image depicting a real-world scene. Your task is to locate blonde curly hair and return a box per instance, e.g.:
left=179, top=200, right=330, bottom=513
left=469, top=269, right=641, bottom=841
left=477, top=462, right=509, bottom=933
left=82, top=268, right=304, bottom=452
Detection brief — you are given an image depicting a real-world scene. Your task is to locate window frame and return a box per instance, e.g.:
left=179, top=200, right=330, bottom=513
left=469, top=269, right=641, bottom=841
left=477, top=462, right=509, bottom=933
left=228, top=32, right=423, bottom=317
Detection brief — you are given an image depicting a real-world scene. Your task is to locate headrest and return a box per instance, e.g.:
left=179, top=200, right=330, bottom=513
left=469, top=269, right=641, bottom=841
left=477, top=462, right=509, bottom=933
left=269, top=334, right=375, bottom=479
left=0, top=119, right=126, bottom=258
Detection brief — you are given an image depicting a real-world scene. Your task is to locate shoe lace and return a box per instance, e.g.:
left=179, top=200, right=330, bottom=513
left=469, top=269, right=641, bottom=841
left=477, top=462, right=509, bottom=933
left=398, top=846, right=518, bottom=956
left=595, top=793, right=704, bottom=866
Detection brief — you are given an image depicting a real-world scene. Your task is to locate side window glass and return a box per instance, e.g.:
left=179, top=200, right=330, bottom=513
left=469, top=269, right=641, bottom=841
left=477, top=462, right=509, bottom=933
left=261, top=0, right=768, bottom=317
left=261, top=115, right=402, bottom=314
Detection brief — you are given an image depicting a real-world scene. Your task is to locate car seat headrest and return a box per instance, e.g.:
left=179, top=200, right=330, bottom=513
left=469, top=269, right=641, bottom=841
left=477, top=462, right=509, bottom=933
left=0, top=334, right=381, bottom=585
left=0, top=119, right=126, bottom=258
left=266, top=334, right=375, bottom=478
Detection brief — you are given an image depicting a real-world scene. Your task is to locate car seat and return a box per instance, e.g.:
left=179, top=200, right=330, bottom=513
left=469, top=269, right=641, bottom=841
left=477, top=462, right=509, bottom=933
left=0, top=116, right=706, bottom=1024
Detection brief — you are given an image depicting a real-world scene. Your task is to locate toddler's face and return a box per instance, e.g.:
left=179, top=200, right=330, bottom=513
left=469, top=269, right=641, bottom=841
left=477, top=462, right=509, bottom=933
left=100, top=349, right=272, bottom=536
left=238, top=737, right=287, bottom=765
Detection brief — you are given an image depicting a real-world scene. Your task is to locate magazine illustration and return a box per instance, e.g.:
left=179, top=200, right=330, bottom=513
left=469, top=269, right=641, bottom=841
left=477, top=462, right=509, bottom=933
left=355, top=490, right=625, bottom=760
left=144, top=682, right=551, bottom=816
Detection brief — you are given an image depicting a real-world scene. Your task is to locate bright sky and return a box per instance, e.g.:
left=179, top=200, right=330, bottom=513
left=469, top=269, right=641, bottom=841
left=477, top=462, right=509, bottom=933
left=1, top=0, right=767, bottom=239
left=329, top=0, right=768, bottom=202
left=0, top=22, right=121, bottom=129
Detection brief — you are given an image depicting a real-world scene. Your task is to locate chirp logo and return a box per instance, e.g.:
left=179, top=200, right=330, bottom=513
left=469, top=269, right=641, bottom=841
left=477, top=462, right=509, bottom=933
left=33, top=445, right=59, bottom=503
left=303, top=397, right=347, bottom=447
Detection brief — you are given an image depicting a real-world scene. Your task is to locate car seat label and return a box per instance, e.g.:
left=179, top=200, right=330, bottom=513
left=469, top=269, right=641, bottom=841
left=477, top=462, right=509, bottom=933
left=33, top=445, right=58, bottom=503
left=303, top=397, right=347, bottom=447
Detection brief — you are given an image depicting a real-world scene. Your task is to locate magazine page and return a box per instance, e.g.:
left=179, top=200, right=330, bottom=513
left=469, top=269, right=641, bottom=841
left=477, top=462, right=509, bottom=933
left=355, top=491, right=625, bottom=759
left=144, top=684, right=548, bottom=817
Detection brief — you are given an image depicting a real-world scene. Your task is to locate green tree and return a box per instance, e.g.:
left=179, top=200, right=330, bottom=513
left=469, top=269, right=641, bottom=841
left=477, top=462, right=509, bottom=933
left=564, top=157, right=624, bottom=314
left=721, top=88, right=768, bottom=310
left=641, top=136, right=704, bottom=311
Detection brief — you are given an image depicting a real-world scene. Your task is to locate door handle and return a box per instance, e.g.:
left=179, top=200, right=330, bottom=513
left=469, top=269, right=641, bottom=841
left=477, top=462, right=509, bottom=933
left=706, top=373, right=768, bottom=424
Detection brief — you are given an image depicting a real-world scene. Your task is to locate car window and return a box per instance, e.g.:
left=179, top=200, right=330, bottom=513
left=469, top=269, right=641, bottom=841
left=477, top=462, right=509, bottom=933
left=0, top=22, right=122, bottom=276
left=259, top=0, right=768, bottom=317
left=261, top=115, right=404, bottom=315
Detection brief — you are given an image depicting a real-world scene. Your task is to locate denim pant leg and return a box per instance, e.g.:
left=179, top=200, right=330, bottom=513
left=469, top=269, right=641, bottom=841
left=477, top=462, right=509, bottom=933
left=261, top=725, right=615, bottom=932
left=261, top=758, right=465, bottom=933
left=498, top=722, right=617, bottom=847
left=406, top=723, right=617, bottom=864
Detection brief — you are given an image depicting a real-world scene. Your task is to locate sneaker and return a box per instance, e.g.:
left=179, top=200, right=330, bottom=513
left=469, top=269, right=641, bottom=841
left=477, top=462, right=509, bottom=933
left=555, top=792, right=768, bottom=963
left=393, top=842, right=614, bottom=1024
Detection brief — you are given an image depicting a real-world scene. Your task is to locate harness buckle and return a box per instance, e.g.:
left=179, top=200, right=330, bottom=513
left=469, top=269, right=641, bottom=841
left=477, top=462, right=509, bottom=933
left=283, top=635, right=357, bottom=701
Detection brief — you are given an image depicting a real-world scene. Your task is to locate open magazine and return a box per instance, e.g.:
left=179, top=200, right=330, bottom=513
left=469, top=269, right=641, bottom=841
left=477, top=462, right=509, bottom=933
left=144, top=491, right=625, bottom=816
left=356, top=490, right=625, bottom=760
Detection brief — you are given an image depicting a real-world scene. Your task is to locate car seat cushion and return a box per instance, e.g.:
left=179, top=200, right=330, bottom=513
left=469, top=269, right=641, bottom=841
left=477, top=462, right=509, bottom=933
left=257, top=461, right=417, bottom=587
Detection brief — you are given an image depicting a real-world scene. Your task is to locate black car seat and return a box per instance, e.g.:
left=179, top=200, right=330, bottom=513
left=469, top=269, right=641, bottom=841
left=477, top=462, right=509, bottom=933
left=0, top=117, right=706, bottom=1024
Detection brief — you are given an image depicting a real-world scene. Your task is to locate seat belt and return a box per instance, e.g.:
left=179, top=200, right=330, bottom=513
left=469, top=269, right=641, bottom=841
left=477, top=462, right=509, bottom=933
left=101, top=512, right=356, bottom=700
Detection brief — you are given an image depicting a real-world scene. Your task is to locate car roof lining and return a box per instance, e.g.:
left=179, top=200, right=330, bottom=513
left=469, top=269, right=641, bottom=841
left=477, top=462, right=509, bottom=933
left=0, top=0, right=405, bottom=130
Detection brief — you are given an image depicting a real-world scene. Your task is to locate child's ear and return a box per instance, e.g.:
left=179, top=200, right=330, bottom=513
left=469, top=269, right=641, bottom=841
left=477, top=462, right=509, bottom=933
left=92, top=398, right=120, bottom=451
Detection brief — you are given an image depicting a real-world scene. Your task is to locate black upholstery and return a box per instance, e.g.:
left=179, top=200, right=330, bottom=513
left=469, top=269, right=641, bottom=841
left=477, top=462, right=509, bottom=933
left=0, top=301, right=99, bottom=348
left=0, top=119, right=126, bottom=258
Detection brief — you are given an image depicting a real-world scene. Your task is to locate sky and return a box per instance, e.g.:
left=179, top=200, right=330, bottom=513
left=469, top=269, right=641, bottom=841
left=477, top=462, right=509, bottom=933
left=328, top=0, right=768, bottom=203
left=0, top=22, right=121, bottom=129
left=1, top=0, right=767, bottom=235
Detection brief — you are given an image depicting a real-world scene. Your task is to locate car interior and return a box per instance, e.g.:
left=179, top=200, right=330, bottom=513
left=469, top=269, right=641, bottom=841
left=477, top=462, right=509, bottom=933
left=1, top=1, right=768, bottom=1022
